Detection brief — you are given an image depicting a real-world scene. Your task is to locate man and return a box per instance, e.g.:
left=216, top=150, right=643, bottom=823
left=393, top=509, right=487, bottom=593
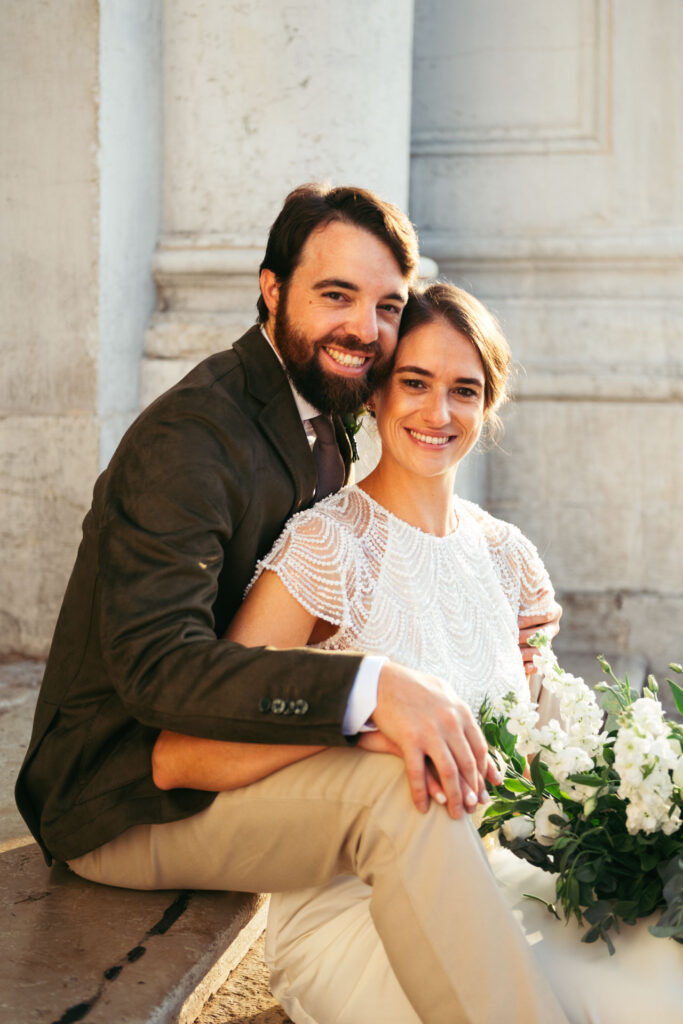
left=16, top=184, right=566, bottom=1023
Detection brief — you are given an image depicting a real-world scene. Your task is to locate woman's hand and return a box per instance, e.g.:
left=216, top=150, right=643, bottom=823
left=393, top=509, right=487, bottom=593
left=518, top=596, right=562, bottom=676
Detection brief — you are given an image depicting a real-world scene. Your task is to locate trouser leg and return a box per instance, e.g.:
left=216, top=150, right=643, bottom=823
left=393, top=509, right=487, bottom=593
left=69, top=748, right=568, bottom=1024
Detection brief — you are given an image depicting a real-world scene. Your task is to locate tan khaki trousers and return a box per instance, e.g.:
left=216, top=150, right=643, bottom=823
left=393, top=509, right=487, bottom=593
left=69, top=748, right=568, bottom=1024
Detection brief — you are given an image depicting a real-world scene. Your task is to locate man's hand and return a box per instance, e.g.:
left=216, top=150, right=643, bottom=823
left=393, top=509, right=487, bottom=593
left=518, top=597, right=562, bottom=676
left=369, top=662, right=503, bottom=819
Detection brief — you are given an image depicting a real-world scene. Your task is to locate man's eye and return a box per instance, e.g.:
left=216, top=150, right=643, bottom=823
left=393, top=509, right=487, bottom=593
left=379, top=303, right=402, bottom=315
left=455, top=387, right=478, bottom=398
left=323, top=291, right=346, bottom=301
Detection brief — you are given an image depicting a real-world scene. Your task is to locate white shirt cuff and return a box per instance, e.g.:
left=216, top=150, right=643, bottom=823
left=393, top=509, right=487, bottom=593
left=342, top=656, right=385, bottom=735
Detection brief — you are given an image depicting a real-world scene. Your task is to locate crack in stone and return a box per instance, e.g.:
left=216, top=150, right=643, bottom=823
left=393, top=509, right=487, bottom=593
left=50, top=890, right=193, bottom=1024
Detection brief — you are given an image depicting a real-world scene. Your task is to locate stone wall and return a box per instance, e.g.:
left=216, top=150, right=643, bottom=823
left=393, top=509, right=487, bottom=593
left=0, top=0, right=161, bottom=656
left=0, top=0, right=101, bottom=655
left=411, top=0, right=683, bottom=676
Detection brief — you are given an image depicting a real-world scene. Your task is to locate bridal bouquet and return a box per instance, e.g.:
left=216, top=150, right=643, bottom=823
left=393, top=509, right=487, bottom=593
left=479, top=636, right=683, bottom=954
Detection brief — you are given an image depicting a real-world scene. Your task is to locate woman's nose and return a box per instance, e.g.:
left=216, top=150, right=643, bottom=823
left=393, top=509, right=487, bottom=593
left=423, top=390, right=450, bottom=425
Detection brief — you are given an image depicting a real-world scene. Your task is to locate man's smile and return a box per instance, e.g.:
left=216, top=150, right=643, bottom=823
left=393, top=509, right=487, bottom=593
left=319, top=344, right=374, bottom=376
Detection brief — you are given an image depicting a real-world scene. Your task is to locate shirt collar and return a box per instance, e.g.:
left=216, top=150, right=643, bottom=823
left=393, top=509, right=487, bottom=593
left=260, top=324, right=321, bottom=422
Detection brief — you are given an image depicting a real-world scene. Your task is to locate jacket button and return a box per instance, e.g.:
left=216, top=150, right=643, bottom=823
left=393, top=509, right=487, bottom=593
left=272, top=698, right=286, bottom=714
left=293, top=699, right=309, bottom=715
left=259, top=697, right=272, bottom=713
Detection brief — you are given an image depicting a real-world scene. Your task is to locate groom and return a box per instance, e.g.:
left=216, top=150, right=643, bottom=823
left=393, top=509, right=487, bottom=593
left=17, top=184, right=566, bottom=1023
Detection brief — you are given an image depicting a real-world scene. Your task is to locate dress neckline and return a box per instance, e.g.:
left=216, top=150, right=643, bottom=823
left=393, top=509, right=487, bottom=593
left=352, top=485, right=464, bottom=540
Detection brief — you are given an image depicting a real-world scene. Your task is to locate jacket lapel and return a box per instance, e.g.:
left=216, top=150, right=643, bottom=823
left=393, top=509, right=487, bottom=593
left=234, top=328, right=317, bottom=511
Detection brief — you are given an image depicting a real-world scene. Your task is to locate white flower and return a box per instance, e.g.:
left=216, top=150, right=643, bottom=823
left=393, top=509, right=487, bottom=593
left=502, top=816, right=535, bottom=842
left=630, top=697, right=666, bottom=736
left=673, top=755, right=683, bottom=791
left=534, top=798, right=568, bottom=846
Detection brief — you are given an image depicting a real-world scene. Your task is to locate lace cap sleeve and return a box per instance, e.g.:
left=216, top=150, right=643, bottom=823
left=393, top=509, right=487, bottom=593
left=248, top=502, right=356, bottom=628
left=462, top=501, right=555, bottom=618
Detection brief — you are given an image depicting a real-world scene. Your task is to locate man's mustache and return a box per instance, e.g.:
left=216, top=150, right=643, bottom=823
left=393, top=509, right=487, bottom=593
left=315, top=335, right=381, bottom=356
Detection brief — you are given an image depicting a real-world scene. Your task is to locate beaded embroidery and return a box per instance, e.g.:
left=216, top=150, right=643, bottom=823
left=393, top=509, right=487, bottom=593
left=252, top=486, right=555, bottom=714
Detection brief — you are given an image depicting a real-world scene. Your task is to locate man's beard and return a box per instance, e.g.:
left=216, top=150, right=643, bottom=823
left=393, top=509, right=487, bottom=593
left=273, top=302, right=393, bottom=417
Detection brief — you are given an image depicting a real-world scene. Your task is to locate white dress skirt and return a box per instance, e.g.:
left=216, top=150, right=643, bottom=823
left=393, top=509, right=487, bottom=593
left=252, top=487, right=683, bottom=1023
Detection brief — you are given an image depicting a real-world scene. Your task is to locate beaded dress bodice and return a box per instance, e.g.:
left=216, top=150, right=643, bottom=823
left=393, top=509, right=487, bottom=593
left=255, top=485, right=554, bottom=714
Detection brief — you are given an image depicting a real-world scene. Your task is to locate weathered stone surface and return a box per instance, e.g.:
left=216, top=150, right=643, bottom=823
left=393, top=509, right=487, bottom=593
left=0, top=416, right=99, bottom=657
left=196, top=934, right=291, bottom=1024
left=0, top=842, right=266, bottom=1024
left=0, top=659, right=43, bottom=847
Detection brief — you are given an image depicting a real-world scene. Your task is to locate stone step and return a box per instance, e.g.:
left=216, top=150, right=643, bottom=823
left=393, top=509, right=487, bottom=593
left=0, top=660, right=268, bottom=1023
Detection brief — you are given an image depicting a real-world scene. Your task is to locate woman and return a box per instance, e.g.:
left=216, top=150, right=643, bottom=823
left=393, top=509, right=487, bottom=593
left=153, top=283, right=682, bottom=1023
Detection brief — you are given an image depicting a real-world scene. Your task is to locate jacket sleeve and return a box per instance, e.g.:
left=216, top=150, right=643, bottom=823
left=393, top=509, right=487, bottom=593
left=97, top=391, right=362, bottom=746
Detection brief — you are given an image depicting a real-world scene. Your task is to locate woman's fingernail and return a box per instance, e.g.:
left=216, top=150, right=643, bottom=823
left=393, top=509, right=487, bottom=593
left=479, top=789, right=490, bottom=804
left=465, top=790, right=477, bottom=807
left=434, top=792, right=447, bottom=805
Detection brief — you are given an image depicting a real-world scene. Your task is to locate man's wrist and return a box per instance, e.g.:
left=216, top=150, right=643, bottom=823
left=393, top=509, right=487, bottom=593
left=342, top=655, right=386, bottom=734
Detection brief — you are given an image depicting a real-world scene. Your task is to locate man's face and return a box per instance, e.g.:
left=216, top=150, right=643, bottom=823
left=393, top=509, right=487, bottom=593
left=263, top=220, right=409, bottom=416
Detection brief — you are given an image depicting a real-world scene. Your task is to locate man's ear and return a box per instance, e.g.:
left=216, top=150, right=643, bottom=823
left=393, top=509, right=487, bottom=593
left=259, top=269, right=281, bottom=318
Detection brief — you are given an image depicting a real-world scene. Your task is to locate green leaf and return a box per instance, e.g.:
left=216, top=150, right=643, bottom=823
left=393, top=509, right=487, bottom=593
left=566, top=773, right=604, bottom=787
left=503, top=777, right=534, bottom=793
left=667, top=678, right=683, bottom=717
left=530, top=752, right=545, bottom=796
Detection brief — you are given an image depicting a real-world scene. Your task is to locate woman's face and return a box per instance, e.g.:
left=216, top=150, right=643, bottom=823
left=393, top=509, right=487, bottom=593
left=371, top=316, right=487, bottom=481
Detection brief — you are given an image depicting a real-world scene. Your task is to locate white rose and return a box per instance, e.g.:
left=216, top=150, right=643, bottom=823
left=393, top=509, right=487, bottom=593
left=534, top=799, right=568, bottom=846
left=502, top=816, right=535, bottom=842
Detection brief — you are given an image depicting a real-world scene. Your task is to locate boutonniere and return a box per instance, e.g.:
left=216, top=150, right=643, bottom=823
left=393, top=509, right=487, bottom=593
left=341, top=411, right=364, bottom=463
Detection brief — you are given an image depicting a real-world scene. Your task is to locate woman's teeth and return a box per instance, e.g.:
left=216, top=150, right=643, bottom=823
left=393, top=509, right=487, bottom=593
left=408, top=430, right=451, bottom=446
left=324, top=347, right=367, bottom=368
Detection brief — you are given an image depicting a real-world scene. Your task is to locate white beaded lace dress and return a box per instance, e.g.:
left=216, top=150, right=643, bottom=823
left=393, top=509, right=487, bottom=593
left=251, top=486, right=682, bottom=1024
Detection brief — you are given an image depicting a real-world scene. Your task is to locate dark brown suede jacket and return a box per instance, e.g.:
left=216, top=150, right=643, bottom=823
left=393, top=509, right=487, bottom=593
left=16, top=327, right=361, bottom=864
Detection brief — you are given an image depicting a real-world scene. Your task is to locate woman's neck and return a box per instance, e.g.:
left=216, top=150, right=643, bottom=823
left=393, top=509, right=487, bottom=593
left=359, top=461, right=459, bottom=537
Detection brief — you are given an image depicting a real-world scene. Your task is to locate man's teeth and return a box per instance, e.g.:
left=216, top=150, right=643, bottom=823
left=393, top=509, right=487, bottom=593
left=325, top=347, right=367, bottom=368
left=408, top=430, right=451, bottom=446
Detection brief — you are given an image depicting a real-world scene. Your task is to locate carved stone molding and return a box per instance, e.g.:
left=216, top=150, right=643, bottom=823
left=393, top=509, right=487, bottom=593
left=412, top=0, right=612, bottom=156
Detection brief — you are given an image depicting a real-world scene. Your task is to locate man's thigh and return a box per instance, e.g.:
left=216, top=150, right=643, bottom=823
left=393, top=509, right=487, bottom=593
left=68, top=747, right=417, bottom=892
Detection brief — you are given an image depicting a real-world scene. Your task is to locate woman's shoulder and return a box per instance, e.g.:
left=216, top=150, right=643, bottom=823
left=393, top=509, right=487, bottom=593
left=456, top=498, right=525, bottom=548
left=286, top=486, right=382, bottom=539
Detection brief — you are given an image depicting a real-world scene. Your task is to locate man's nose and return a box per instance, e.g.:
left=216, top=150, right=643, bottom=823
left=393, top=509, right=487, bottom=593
left=347, top=304, right=378, bottom=344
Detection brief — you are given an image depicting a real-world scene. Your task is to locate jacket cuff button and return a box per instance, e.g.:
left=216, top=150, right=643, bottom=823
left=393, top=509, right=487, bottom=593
left=272, top=698, right=286, bottom=714
left=293, top=699, right=309, bottom=715
left=259, top=697, right=272, bottom=713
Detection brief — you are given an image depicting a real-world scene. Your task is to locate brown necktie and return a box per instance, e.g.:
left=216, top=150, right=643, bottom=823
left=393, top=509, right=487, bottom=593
left=309, top=414, right=345, bottom=500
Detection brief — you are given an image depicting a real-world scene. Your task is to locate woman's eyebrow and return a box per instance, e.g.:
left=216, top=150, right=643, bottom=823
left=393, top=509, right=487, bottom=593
left=395, top=364, right=432, bottom=376
left=395, top=365, right=484, bottom=387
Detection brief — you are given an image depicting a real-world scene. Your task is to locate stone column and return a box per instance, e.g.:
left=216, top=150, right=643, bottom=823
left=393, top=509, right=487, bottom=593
left=142, top=0, right=416, bottom=406
left=410, top=0, right=683, bottom=677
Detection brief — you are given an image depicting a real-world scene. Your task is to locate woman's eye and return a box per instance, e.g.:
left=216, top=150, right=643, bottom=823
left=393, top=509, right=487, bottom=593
left=455, top=387, right=477, bottom=398
left=402, top=378, right=425, bottom=389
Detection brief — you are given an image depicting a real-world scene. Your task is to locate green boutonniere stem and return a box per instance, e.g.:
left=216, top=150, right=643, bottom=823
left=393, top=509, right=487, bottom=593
left=342, top=411, right=363, bottom=463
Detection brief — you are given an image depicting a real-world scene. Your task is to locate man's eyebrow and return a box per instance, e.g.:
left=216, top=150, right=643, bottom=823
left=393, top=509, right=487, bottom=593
left=314, top=278, right=360, bottom=292
left=395, top=364, right=484, bottom=386
left=314, top=278, right=407, bottom=303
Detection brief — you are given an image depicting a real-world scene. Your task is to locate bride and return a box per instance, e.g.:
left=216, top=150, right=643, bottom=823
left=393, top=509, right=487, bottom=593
left=153, top=283, right=682, bottom=1023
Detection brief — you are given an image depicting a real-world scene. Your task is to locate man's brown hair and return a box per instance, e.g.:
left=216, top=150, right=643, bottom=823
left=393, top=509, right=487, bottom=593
left=257, top=183, right=419, bottom=322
